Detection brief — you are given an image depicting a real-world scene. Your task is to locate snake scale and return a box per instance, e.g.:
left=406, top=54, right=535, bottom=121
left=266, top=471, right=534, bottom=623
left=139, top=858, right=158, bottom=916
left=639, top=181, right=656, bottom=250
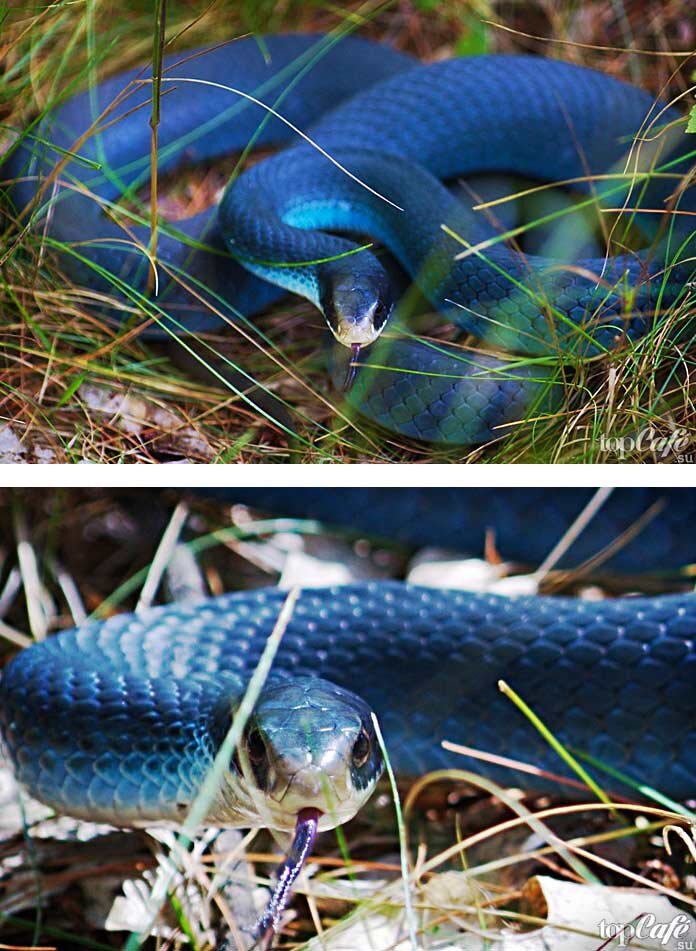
left=4, top=34, right=695, bottom=443
left=1, top=488, right=696, bottom=936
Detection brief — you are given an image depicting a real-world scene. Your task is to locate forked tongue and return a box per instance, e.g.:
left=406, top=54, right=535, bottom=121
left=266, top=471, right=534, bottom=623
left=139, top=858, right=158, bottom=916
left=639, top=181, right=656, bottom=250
left=342, top=344, right=362, bottom=392
left=254, top=807, right=321, bottom=948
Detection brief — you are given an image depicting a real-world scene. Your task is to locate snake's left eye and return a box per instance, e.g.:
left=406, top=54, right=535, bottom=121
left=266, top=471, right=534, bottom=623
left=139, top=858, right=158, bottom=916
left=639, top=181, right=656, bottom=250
left=246, top=728, right=266, bottom=766
left=232, top=727, right=267, bottom=778
left=372, top=299, right=390, bottom=332
left=352, top=727, right=371, bottom=769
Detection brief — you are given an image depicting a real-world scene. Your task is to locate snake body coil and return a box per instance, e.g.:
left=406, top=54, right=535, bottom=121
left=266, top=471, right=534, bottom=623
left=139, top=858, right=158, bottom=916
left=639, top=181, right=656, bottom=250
left=4, top=35, right=695, bottom=444
left=3, top=583, right=696, bottom=813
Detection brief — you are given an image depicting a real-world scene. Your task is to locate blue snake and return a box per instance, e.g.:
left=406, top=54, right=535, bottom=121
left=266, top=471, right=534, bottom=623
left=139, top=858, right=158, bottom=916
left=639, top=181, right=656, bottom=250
left=1, top=488, right=696, bottom=936
left=4, top=34, right=695, bottom=444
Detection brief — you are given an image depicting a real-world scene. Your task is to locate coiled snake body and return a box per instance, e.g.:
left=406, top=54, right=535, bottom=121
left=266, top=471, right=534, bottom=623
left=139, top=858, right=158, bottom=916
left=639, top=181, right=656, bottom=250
left=4, top=35, right=695, bottom=443
left=4, top=581, right=696, bottom=809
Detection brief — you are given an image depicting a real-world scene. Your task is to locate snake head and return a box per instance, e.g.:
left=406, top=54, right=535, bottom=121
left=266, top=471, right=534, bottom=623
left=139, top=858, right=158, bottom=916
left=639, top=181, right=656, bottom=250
left=225, top=675, right=383, bottom=833
left=319, top=259, right=394, bottom=347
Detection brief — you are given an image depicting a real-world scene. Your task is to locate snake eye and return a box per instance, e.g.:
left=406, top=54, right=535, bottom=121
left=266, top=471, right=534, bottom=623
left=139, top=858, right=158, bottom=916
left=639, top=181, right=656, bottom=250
left=370, top=296, right=391, bottom=333
left=232, top=727, right=267, bottom=778
left=352, top=727, right=372, bottom=769
left=246, top=728, right=266, bottom=766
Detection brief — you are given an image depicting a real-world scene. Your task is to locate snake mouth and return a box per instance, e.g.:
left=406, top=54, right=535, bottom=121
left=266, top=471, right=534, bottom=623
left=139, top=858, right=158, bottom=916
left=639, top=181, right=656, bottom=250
left=332, top=315, right=383, bottom=347
left=265, top=737, right=374, bottom=830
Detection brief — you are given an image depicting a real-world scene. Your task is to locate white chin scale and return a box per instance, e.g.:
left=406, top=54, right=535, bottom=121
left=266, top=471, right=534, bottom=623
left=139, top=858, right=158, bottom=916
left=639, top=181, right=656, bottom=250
left=332, top=316, right=385, bottom=347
